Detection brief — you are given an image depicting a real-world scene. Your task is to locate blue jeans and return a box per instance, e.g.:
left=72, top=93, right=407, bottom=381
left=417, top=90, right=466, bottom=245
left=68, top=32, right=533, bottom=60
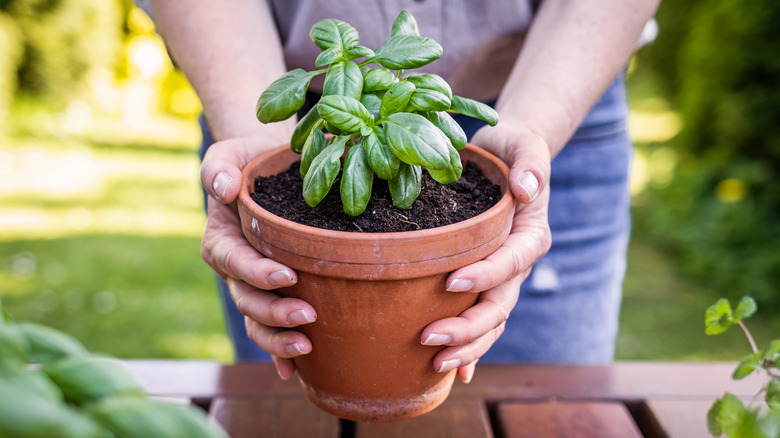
left=200, top=75, right=632, bottom=364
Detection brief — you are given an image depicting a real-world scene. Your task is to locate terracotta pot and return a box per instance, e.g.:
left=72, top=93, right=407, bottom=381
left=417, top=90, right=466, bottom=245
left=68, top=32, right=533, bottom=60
left=237, top=144, right=514, bottom=422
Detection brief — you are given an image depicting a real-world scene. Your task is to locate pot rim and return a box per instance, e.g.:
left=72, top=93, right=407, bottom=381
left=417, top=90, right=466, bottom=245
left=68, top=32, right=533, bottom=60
left=237, top=143, right=514, bottom=241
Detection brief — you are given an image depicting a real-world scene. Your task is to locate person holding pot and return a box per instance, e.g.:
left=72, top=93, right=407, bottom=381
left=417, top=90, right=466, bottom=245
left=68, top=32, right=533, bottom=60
left=147, top=0, right=659, bottom=382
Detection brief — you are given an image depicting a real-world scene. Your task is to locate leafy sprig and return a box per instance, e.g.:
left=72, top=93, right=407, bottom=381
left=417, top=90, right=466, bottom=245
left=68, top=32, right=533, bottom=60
left=255, top=10, right=498, bottom=216
left=705, top=296, right=780, bottom=437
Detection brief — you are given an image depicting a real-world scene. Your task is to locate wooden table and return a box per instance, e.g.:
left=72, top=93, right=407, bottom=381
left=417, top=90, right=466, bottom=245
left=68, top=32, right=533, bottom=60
left=123, top=361, right=764, bottom=438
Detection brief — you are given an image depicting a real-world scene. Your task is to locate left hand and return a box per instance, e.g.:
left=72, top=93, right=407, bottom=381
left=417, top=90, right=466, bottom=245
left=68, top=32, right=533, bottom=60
left=420, top=122, right=553, bottom=383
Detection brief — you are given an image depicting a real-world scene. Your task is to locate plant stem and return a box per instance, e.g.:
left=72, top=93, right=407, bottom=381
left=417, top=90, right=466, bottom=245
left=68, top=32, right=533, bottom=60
left=737, top=320, right=759, bottom=354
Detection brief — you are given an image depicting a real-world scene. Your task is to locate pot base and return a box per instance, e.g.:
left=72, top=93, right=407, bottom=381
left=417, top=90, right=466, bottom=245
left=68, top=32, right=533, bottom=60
left=299, top=370, right=457, bottom=423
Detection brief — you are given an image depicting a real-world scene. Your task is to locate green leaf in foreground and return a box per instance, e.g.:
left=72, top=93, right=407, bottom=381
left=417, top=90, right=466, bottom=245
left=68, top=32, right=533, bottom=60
left=256, top=69, right=316, bottom=123
left=381, top=112, right=451, bottom=170
left=43, top=357, right=145, bottom=405
left=310, top=18, right=359, bottom=51
left=734, top=296, right=757, bottom=322
left=427, top=145, right=463, bottom=185
left=17, top=323, right=88, bottom=363
left=372, top=35, right=443, bottom=70
left=707, top=398, right=723, bottom=437
left=391, top=10, right=420, bottom=36
left=340, top=144, right=374, bottom=216
left=389, top=162, right=421, bottom=210
left=380, top=81, right=416, bottom=118
left=717, top=393, right=751, bottom=437
left=422, top=111, right=467, bottom=150
left=290, top=105, right=320, bottom=154
left=323, top=61, right=363, bottom=99
left=303, top=136, right=350, bottom=207
left=732, top=351, right=763, bottom=380
left=705, top=298, right=734, bottom=335
left=450, top=95, right=499, bottom=126
left=767, top=379, right=780, bottom=410
left=318, top=95, right=372, bottom=133
left=300, top=127, right=327, bottom=178
left=362, top=128, right=399, bottom=180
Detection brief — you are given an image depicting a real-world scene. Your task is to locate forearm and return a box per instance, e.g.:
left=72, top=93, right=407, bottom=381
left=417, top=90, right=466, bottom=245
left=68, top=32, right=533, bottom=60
left=149, top=0, right=294, bottom=142
left=496, top=0, right=659, bottom=156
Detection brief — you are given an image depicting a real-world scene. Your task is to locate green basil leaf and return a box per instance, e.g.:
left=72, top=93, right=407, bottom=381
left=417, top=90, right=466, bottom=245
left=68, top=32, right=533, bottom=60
left=17, top=323, right=88, bottom=363
left=363, top=68, right=397, bottom=92
left=422, top=111, right=467, bottom=150
left=381, top=112, right=451, bottom=170
left=450, top=95, right=499, bottom=126
left=43, top=357, right=145, bottom=405
left=256, top=69, right=316, bottom=123
left=318, top=95, right=372, bottom=133
left=705, top=298, right=734, bottom=335
left=380, top=81, right=416, bottom=118
left=404, top=74, right=453, bottom=100
left=764, top=340, right=780, bottom=362
left=389, top=163, right=422, bottom=210
left=717, top=393, right=753, bottom=437
left=300, top=127, right=327, bottom=178
left=391, top=10, right=420, bottom=36
left=767, top=379, right=780, bottom=410
left=733, top=296, right=757, bottom=322
left=323, top=61, right=363, bottom=99
left=361, top=94, right=382, bottom=121
left=315, top=46, right=344, bottom=68
left=303, top=136, right=349, bottom=207
left=290, top=105, right=320, bottom=154
left=345, top=44, right=375, bottom=60
left=706, top=398, right=723, bottom=437
left=362, top=128, right=399, bottom=180
left=427, top=145, right=463, bottom=184
left=373, top=35, right=443, bottom=70
left=732, top=351, right=763, bottom=380
left=408, top=88, right=451, bottom=112
left=0, top=323, right=28, bottom=375
left=340, top=144, right=374, bottom=216
left=87, top=397, right=227, bottom=438
left=310, top=18, right=360, bottom=51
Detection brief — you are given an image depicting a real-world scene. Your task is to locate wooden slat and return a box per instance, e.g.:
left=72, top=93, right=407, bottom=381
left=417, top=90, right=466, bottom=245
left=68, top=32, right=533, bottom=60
left=641, top=399, right=716, bottom=438
left=355, top=399, right=493, bottom=438
left=454, top=363, right=764, bottom=401
left=497, top=400, right=642, bottom=438
left=210, top=396, right=340, bottom=438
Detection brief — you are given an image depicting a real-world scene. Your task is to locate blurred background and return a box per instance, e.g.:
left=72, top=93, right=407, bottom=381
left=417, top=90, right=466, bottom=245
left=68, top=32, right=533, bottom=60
left=0, top=0, right=777, bottom=362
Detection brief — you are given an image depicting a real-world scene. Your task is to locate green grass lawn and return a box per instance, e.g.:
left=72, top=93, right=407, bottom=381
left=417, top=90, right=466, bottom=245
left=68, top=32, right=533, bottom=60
left=1, top=107, right=775, bottom=363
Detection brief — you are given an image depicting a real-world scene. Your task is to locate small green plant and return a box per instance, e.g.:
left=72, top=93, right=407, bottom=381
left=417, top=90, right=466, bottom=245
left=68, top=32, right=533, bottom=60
left=705, top=296, right=780, bottom=437
left=0, top=306, right=227, bottom=438
left=255, top=10, right=498, bottom=216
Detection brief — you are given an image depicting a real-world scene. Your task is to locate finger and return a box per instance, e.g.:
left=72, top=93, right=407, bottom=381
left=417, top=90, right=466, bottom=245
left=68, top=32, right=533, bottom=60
left=505, top=132, right=551, bottom=205
left=446, top=218, right=550, bottom=293
left=206, top=229, right=298, bottom=290
left=457, top=360, right=478, bottom=384
left=422, top=277, right=521, bottom=347
left=200, top=139, right=249, bottom=203
left=271, top=355, right=296, bottom=380
left=433, top=323, right=506, bottom=374
left=227, top=277, right=316, bottom=328
left=244, top=316, right=312, bottom=359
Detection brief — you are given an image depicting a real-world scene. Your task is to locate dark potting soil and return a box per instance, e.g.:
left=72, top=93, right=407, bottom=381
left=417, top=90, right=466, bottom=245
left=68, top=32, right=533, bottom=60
left=250, top=161, right=503, bottom=233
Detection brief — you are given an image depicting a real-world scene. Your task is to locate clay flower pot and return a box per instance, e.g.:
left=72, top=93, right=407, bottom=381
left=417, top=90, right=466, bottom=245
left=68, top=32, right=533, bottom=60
left=237, top=143, right=514, bottom=422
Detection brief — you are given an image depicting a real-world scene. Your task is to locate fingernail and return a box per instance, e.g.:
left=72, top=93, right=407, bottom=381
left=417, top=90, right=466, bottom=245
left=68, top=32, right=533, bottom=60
left=212, top=172, right=233, bottom=200
left=437, top=358, right=462, bottom=373
left=422, top=333, right=452, bottom=346
left=288, top=309, right=315, bottom=325
left=517, top=171, right=539, bottom=201
left=446, top=278, right=474, bottom=292
left=463, top=367, right=476, bottom=384
left=268, top=270, right=296, bottom=287
left=285, top=342, right=308, bottom=356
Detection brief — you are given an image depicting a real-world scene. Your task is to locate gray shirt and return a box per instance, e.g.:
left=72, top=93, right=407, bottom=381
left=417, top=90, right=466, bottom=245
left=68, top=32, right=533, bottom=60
left=268, top=0, right=536, bottom=101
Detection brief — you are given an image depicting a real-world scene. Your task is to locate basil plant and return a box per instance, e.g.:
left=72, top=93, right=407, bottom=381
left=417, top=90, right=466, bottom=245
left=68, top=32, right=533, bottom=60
left=256, top=10, right=498, bottom=216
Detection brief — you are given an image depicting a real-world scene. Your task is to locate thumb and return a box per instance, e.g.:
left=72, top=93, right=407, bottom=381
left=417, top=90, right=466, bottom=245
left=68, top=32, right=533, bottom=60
left=200, top=138, right=254, bottom=204
left=506, top=133, right=551, bottom=204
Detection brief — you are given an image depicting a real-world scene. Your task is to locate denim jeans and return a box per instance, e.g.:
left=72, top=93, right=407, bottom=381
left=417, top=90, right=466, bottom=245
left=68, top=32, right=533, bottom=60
left=199, top=74, right=632, bottom=364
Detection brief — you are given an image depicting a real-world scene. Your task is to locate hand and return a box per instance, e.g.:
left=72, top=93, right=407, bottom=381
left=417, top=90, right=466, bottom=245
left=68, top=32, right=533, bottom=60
left=200, top=135, right=316, bottom=380
left=420, top=123, right=553, bottom=383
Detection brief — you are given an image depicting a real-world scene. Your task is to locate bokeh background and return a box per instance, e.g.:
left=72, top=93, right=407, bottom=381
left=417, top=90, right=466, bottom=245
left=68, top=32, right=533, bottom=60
left=1, top=0, right=777, bottom=362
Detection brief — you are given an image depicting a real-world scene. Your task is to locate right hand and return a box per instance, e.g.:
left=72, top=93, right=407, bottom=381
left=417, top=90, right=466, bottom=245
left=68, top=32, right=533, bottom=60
left=199, top=135, right=316, bottom=380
